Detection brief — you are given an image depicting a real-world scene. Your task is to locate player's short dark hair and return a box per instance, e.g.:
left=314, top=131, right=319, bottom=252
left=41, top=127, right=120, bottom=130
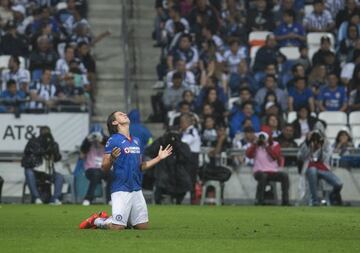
left=107, top=111, right=119, bottom=135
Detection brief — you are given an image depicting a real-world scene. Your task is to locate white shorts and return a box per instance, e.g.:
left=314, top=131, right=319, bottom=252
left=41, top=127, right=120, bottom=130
left=111, top=190, right=149, bottom=226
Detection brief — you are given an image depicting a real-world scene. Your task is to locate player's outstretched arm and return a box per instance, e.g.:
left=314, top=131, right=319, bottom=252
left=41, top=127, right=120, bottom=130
left=141, top=144, right=173, bottom=171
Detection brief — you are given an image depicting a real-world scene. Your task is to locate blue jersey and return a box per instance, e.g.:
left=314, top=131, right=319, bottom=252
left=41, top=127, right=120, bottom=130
left=318, top=86, right=348, bottom=111
left=105, top=133, right=143, bottom=193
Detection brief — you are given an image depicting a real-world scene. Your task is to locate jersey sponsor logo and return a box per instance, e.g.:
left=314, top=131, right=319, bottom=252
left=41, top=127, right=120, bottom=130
left=123, top=146, right=141, bottom=154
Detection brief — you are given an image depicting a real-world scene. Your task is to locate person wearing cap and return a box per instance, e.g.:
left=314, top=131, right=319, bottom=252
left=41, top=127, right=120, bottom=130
left=288, top=77, right=315, bottom=113
left=303, top=0, right=335, bottom=32
left=246, top=127, right=290, bottom=206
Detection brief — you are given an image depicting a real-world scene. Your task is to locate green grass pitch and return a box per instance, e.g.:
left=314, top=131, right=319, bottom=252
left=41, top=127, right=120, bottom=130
left=0, top=205, right=359, bottom=253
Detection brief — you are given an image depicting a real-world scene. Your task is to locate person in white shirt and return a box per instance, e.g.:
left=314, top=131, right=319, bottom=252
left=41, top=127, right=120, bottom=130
left=166, top=59, right=196, bottom=89
left=179, top=113, right=201, bottom=204
left=1, top=55, right=30, bottom=93
left=223, top=40, right=247, bottom=74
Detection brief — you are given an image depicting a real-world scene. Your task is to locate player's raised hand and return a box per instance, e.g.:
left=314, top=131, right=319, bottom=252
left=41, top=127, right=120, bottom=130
left=111, top=147, right=121, bottom=161
left=158, top=144, right=173, bottom=160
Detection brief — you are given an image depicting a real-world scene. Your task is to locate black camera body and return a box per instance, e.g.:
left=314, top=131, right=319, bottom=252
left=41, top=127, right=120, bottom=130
left=162, top=131, right=181, bottom=150
left=257, top=132, right=269, bottom=146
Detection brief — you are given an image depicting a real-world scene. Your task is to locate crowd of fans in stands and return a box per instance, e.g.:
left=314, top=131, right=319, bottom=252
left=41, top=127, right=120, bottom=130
left=150, top=0, right=360, bottom=160
left=0, top=0, right=109, bottom=114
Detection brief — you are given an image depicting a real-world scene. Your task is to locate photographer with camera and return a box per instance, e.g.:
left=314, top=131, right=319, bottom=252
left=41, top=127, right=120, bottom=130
left=145, top=131, right=192, bottom=204
left=80, top=124, right=111, bottom=206
left=21, top=126, right=64, bottom=204
left=246, top=127, right=290, bottom=206
left=297, top=130, right=343, bottom=206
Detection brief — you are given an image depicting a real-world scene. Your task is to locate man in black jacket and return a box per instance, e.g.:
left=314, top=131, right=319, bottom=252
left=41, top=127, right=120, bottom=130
left=145, top=131, right=192, bottom=204
left=21, top=126, right=64, bottom=204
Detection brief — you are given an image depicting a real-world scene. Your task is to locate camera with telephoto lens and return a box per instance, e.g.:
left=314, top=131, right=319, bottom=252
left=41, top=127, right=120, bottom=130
left=257, top=132, right=269, bottom=146
left=309, top=131, right=324, bottom=145
left=163, top=131, right=181, bottom=151
left=88, top=132, right=103, bottom=142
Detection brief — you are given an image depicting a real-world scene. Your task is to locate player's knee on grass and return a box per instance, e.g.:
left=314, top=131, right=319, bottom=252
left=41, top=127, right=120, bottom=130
left=109, top=223, right=126, bottom=230
left=134, top=222, right=148, bottom=230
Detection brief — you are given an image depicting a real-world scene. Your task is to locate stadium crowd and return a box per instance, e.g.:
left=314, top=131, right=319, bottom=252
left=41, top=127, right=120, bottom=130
left=147, top=0, right=360, bottom=205
left=150, top=1, right=360, bottom=159
left=0, top=0, right=110, bottom=114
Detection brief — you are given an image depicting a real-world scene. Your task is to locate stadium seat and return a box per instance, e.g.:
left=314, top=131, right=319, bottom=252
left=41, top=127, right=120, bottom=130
left=304, top=4, right=314, bottom=17
left=248, top=31, right=272, bottom=47
left=307, top=32, right=335, bottom=49
left=279, top=47, right=300, bottom=60
left=287, top=111, right=297, bottom=123
left=326, top=126, right=350, bottom=139
left=349, top=111, right=360, bottom=125
left=318, top=111, right=347, bottom=125
left=351, top=125, right=360, bottom=139
left=0, top=55, right=26, bottom=69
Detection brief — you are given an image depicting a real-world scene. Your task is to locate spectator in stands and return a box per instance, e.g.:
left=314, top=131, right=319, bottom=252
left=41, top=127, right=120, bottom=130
left=29, top=35, right=58, bottom=77
left=179, top=89, right=196, bottom=112
left=341, top=49, right=360, bottom=87
left=196, top=75, right=227, bottom=110
left=298, top=130, right=343, bottom=206
left=246, top=129, right=290, bottom=206
left=259, top=90, right=282, bottom=117
left=317, top=73, right=348, bottom=112
left=220, top=1, right=247, bottom=43
left=0, top=20, right=28, bottom=57
left=292, top=106, right=320, bottom=140
left=21, top=126, right=64, bottom=204
left=198, top=40, right=224, bottom=79
left=162, top=72, right=186, bottom=112
left=312, top=36, right=332, bottom=66
left=1, top=55, right=30, bottom=93
left=56, top=45, right=87, bottom=81
left=337, top=11, right=360, bottom=44
left=179, top=113, right=201, bottom=204
left=338, top=24, right=359, bottom=64
left=165, top=6, right=189, bottom=40
left=308, top=64, right=327, bottom=88
left=201, top=115, right=218, bottom=147
left=223, top=39, right=247, bottom=74
left=286, top=63, right=306, bottom=89
left=167, top=33, right=199, bottom=72
left=201, top=24, right=224, bottom=52
left=55, top=72, right=86, bottom=110
left=166, top=59, right=196, bottom=90
left=128, top=109, right=153, bottom=151
left=333, top=129, right=355, bottom=155
left=246, top=0, right=275, bottom=32
left=228, top=60, right=256, bottom=96
left=77, top=41, right=96, bottom=92
left=232, top=126, right=256, bottom=168
left=12, top=4, right=29, bottom=36
left=0, top=79, right=26, bottom=113
left=275, top=9, right=305, bottom=47
left=273, top=0, right=301, bottom=26
left=322, top=51, right=341, bottom=76
left=263, top=114, right=282, bottom=138
left=255, top=74, right=287, bottom=111
left=28, top=68, right=57, bottom=111
left=303, top=0, right=335, bottom=32
left=201, top=87, right=226, bottom=122
left=200, top=102, right=223, bottom=127
left=288, top=77, right=315, bottom=113
left=80, top=125, right=110, bottom=206
left=253, top=34, right=279, bottom=73
left=294, top=45, right=311, bottom=73
left=349, top=82, right=360, bottom=111
left=275, top=123, right=298, bottom=166
left=336, top=0, right=359, bottom=29
left=187, top=0, right=220, bottom=33
left=172, top=101, right=200, bottom=129
left=229, top=101, right=261, bottom=139
left=0, top=0, right=13, bottom=26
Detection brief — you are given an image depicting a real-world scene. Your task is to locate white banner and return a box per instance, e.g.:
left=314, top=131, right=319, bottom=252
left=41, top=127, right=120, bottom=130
left=0, top=113, right=89, bottom=152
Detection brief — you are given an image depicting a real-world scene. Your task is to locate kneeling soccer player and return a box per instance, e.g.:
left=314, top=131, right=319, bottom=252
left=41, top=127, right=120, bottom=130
left=79, top=111, right=172, bottom=230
